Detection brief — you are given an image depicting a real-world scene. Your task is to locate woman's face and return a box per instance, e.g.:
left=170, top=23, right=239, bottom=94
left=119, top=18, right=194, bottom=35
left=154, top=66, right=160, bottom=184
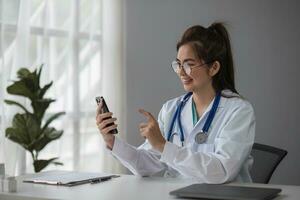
left=176, top=44, right=214, bottom=93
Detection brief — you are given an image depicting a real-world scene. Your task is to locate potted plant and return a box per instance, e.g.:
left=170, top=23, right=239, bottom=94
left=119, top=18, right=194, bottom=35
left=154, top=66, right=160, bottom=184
left=4, top=65, right=65, bottom=172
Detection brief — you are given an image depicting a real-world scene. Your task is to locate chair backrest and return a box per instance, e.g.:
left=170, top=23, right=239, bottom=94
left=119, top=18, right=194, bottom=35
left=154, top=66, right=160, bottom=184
left=250, top=143, right=287, bottom=184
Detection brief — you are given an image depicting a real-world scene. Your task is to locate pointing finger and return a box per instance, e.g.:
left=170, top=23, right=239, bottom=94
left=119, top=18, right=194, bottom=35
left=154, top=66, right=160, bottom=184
left=138, top=109, right=155, bottom=121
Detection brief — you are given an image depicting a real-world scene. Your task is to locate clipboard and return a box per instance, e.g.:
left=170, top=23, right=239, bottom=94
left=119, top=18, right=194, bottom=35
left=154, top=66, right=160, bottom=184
left=23, top=171, right=120, bottom=186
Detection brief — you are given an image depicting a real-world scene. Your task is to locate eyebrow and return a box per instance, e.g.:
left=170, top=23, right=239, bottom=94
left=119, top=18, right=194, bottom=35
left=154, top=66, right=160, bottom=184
left=176, top=58, right=196, bottom=63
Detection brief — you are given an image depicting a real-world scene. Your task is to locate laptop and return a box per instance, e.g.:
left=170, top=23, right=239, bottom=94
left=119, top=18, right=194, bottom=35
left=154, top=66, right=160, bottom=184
left=169, top=184, right=282, bottom=200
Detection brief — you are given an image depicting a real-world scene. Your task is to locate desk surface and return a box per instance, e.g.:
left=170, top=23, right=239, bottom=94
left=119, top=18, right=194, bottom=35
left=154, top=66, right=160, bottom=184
left=0, top=171, right=299, bottom=200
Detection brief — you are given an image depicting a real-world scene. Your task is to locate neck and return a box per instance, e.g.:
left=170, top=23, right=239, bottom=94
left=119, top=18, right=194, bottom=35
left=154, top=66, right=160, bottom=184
left=192, top=85, right=217, bottom=113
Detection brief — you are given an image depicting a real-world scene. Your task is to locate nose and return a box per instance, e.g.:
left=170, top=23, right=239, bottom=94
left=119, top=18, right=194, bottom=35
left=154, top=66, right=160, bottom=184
left=178, top=66, right=187, bottom=76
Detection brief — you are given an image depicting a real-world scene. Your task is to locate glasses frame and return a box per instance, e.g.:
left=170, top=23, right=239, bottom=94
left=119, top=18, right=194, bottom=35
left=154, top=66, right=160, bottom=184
left=171, top=60, right=214, bottom=75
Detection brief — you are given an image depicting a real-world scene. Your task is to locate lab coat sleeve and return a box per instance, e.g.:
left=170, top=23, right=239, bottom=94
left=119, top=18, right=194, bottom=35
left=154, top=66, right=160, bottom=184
left=160, top=101, right=256, bottom=183
left=109, top=106, right=168, bottom=176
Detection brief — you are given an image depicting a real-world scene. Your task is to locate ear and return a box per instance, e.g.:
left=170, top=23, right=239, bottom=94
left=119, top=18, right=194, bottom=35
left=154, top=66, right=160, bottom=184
left=208, top=61, right=220, bottom=77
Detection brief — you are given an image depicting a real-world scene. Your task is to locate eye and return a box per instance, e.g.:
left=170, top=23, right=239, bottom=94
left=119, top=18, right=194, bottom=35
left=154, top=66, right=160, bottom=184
left=186, top=62, right=195, bottom=66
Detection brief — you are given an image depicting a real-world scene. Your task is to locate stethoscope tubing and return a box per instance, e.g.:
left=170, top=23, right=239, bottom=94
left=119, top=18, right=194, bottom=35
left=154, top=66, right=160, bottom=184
left=167, top=92, right=221, bottom=144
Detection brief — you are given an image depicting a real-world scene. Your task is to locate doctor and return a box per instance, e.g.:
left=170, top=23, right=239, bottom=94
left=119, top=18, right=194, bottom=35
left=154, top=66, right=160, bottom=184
left=96, top=22, right=255, bottom=183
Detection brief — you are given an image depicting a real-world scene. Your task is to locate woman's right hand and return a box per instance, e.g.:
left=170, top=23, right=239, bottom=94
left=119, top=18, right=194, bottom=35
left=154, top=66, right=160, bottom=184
left=96, top=101, right=118, bottom=150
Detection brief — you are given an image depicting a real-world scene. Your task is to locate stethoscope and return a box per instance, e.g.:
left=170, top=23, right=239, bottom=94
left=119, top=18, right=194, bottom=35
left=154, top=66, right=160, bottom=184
left=167, top=91, right=221, bottom=147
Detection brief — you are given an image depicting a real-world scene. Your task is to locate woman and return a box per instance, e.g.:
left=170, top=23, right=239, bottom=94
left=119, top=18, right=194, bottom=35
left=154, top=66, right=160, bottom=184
left=96, top=22, right=255, bottom=184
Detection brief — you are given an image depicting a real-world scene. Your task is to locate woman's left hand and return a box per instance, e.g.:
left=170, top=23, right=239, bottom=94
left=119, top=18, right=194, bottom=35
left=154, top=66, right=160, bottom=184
left=139, top=109, right=166, bottom=152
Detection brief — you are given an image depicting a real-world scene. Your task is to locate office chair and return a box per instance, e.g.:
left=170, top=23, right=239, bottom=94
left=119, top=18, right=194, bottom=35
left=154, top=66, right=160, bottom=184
left=250, top=143, right=287, bottom=184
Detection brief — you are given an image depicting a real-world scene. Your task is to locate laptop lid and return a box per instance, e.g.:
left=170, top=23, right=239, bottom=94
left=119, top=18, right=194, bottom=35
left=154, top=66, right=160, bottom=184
left=169, top=184, right=282, bottom=200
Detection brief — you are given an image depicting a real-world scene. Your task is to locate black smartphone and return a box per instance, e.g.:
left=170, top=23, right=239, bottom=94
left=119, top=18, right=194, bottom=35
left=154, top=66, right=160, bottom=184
left=96, top=96, right=118, bottom=134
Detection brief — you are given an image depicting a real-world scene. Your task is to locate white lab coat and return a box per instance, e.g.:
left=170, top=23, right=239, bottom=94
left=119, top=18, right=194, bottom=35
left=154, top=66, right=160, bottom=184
left=108, top=89, right=256, bottom=184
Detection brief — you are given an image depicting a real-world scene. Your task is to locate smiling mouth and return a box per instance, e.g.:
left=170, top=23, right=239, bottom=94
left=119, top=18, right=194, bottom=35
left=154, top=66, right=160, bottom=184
left=181, top=77, right=193, bottom=84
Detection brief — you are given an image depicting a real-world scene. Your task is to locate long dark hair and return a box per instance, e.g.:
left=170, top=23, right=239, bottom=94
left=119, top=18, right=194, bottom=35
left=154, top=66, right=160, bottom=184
left=177, top=22, right=239, bottom=97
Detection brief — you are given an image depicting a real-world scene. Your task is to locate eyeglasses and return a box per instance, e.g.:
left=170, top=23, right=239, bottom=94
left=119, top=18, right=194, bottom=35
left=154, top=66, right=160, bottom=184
left=171, top=60, right=211, bottom=75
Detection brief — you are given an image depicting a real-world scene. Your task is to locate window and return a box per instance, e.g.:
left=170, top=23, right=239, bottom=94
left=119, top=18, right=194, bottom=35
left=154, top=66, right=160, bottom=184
left=0, top=0, right=124, bottom=174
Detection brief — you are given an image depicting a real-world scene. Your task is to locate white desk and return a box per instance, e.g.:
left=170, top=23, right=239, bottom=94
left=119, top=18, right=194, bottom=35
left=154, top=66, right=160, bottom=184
left=0, top=171, right=299, bottom=200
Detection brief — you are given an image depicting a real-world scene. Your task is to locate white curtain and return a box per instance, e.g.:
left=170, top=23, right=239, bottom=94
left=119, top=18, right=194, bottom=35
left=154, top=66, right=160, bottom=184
left=0, top=0, right=126, bottom=175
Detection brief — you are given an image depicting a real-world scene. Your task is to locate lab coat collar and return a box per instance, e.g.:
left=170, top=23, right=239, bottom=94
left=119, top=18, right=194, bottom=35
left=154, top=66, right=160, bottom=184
left=191, top=89, right=240, bottom=120
left=179, top=89, right=238, bottom=126
left=182, top=90, right=230, bottom=110
left=185, top=89, right=239, bottom=109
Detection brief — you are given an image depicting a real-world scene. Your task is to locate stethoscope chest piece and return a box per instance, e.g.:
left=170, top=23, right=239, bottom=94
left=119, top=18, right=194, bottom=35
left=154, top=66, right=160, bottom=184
left=195, top=131, right=208, bottom=144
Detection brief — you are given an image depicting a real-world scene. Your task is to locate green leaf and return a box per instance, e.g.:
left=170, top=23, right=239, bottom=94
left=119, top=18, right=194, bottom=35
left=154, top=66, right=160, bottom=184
left=32, top=69, right=40, bottom=92
left=31, top=98, right=56, bottom=121
left=39, top=81, right=53, bottom=99
left=33, top=157, right=61, bottom=172
left=7, top=80, right=35, bottom=99
left=46, top=129, right=63, bottom=140
left=26, top=69, right=40, bottom=95
left=5, top=127, right=30, bottom=150
left=32, top=127, right=63, bottom=152
left=17, top=68, right=31, bottom=79
left=37, top=66, right=42, bottom=78
left=4, top=99, right=31, bottom=113
left=53, top=162, right=63, bottom=166
left=9, top=67, right=42, bottom=100
left=41, top=112, right=65, bottom=132
left=36, top=64, right=43, bottom=89
left=12, top=113, right=41, bottom=146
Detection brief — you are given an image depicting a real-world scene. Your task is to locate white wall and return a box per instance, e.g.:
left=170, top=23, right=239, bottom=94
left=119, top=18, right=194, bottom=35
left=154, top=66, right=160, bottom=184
left=123, top=0, right=300, bottom=185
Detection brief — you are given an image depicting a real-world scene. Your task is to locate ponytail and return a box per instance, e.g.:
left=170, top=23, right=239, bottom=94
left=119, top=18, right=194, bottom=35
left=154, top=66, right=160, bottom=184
left=209, top=22, right=237, bottom=94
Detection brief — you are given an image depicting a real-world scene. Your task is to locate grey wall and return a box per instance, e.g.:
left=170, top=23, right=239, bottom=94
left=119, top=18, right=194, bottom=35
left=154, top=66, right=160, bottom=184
left=123, top=0, right=300, bottom=185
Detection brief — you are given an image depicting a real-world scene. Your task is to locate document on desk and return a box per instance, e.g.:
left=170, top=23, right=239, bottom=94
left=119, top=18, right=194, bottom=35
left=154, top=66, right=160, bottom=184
left=23, top=171, right=120, bottom=186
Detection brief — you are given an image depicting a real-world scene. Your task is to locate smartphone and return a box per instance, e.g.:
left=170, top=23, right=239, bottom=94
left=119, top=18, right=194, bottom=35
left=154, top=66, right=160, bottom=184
left=96, top=96, right=118, bottom=134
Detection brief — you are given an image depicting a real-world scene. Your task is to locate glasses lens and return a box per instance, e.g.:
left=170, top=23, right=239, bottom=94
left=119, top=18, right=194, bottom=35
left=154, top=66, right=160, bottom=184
left=182, top=62, right=191, bottom=74
left=171, top=61, right=180, bottom=72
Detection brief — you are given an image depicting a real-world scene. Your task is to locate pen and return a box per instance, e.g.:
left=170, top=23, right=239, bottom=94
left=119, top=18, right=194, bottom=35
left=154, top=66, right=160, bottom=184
left=90, top=177, right=112, bottom=184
